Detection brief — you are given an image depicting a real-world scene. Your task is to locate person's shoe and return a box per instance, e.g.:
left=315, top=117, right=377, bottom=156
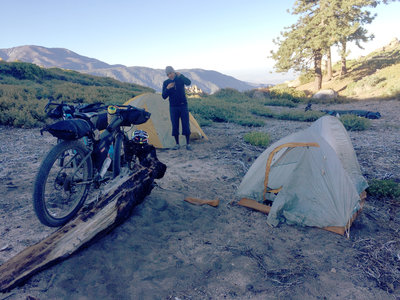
left=172, top=144, right=180, bottom=150
left=186, top=145, right=192, bottom=151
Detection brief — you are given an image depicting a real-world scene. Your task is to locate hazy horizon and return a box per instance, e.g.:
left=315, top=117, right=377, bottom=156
left=1, top=0, right=399, bottom=85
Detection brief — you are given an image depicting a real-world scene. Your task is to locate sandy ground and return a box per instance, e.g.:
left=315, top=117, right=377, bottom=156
left=0, top=99, right=399, bottom=300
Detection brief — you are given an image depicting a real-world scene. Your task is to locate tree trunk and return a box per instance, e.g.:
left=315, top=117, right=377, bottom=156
left=314, top=49, right=323, bottom=91
left=340, top=39, right=347, bottom=76
left=0, top=152, right=166, bottom=292
left=326, top=47, right=333, bottom=80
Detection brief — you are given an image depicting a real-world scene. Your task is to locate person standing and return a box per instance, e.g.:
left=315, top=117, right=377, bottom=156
left=162, top=66, right=192, bottom=150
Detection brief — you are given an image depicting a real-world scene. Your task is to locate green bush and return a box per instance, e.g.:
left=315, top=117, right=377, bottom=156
left=244, top=89, right=270, bottom=99
left=269, top=86, right=307, bottom=102
left=0, top=61, right=154, bottom=127
left=213, top=88, right=251, bottom=103
left=188, top=96, right=264, bottom=127
left=189, top=91, right=328, bottom=127
left=276, top=110, right=325, bottom=122
left=298, top=71, right=314, bottom=85
left=235, top=117, right=264, bottom=127
left=244, top=132, right=271, bottom=147
left=367, top=179, right=400, bottom=199
left=340, top=115, right=371, bottom=131
left=250, top=106, right=275, bottom=118
left=263, top=98, right=298, bottom=107
left=191, top=113, right=212, bottom=127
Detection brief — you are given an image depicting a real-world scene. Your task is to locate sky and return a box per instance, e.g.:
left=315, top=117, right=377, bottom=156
left=1, top=0, right=400, bottom=84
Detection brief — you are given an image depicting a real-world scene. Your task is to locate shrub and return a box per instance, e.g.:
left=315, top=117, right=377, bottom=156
left=236, top=117, right=264, bottom=127
left=340, top=115, right=371, bottom=131
left=244, top=132, right=270, bottom=147
left=191, top=113, right=212, bottom=127
left=244, top=88, right=271, bottom=99
left=0, top=61, right=154, bottom=128
left=367, top=179, right=400, bottom=199
left=213, top=88, right=251, bottom=103
left=250, top=106, right=275, bottom=118
left=188, top=97, right=264, bottom=127
left=263, top=98, right=298, bottom=107
left=269, top=86, right=307, bottom=102
left=298, top=71, right=314, bottom=85
left=276, top=110, right=325, bottom=122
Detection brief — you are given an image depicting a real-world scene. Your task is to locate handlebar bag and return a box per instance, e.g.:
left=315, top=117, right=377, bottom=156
left=120, top=108, right=151, bottom=126
left=42, top=119, right=92, bottom=140
left=90, top=113, right=108, bottom=131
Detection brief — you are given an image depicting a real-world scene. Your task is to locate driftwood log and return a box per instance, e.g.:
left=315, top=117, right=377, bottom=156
left=0, top=153, right=166, bottom=292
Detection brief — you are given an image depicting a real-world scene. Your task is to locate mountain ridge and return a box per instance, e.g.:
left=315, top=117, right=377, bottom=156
left=0, top=45, right=266, bottom=93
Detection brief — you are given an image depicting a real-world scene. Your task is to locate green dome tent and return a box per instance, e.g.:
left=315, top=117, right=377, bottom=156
left=237, top=116, right=368, bottom=236
left=123, top=93, right=208, bottom=149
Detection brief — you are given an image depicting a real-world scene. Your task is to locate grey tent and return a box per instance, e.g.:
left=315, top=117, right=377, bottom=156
left=237, top=116, right=368, bottom=236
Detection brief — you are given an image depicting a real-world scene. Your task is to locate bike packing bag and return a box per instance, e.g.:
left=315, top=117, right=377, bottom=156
left=46, top=105, right=63, bottom=119
left=119, top=108, right=151, bottom=126
left=90, top=112, right=108, bottom=131
left=43, top=119, right=92, bottom=140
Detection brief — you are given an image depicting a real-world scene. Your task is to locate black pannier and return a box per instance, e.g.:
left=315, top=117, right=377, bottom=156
left=42, top=119, right=92, bottom=140
left=120, top=108, right=151, bottom=126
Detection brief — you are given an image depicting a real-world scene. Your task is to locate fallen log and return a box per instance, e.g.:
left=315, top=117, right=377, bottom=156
left=0, top=156, right=166, bottom=292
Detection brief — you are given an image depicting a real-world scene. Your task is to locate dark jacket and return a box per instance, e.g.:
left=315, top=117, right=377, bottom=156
left=162, top=74, right=191, bottom=107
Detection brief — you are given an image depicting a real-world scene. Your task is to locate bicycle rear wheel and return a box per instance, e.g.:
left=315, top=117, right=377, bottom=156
left=33, top=140, right=93, bottom=227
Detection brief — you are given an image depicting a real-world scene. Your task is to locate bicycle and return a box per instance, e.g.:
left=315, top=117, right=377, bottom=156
left=33, top=101, right=157, bottom=227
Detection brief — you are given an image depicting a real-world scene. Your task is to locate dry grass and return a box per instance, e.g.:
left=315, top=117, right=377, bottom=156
left=353, top=237, right=400, bottom=293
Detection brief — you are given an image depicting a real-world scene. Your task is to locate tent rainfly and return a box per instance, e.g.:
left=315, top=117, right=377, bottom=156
left=237, top=116, right=368, bottom=237
left=124, top=93, right=208, bottom=149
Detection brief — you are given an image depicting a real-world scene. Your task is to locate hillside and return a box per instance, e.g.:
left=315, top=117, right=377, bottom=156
left=0, top=45, right=260, bottom=93
left=289, top=38, right=400, bottom=100
left=0, top=61, right=153, bottom=127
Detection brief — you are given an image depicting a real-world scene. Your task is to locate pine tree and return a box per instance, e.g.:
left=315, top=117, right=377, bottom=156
left=270, top=0, right=384, bottom=89
left=328, top=0, right=377, bottom=76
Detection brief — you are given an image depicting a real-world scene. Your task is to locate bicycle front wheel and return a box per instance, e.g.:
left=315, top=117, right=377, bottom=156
left=33, top=140, right=93, bottom=227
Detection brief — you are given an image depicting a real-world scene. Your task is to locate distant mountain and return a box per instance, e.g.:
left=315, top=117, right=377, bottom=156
left=0, top=45, right=265, bottom=93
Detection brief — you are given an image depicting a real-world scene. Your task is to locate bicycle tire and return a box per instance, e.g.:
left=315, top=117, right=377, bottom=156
left=33, top=140, right=93, bottom=227
left=112, top=132, right=124, bottom=178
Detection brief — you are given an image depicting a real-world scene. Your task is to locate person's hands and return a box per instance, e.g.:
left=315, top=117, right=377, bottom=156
left=167, top=82, right=175, bottom=89
left=175, top=72, right=181, bottom=77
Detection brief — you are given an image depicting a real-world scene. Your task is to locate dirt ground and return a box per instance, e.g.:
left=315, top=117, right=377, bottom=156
left=0, top=99, right=399, bottom=300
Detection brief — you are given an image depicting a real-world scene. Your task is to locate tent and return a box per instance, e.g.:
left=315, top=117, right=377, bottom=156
left=123, top=93, right=208, bottom=149
left=237, top=115, right=368, bottom=236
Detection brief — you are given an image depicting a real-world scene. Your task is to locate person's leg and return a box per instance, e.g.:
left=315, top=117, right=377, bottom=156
left=180, top=105, right=192, bottom=150
left=185, top=134, right=192, bottom=150
left=169, top=106, right=180, bottom=149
